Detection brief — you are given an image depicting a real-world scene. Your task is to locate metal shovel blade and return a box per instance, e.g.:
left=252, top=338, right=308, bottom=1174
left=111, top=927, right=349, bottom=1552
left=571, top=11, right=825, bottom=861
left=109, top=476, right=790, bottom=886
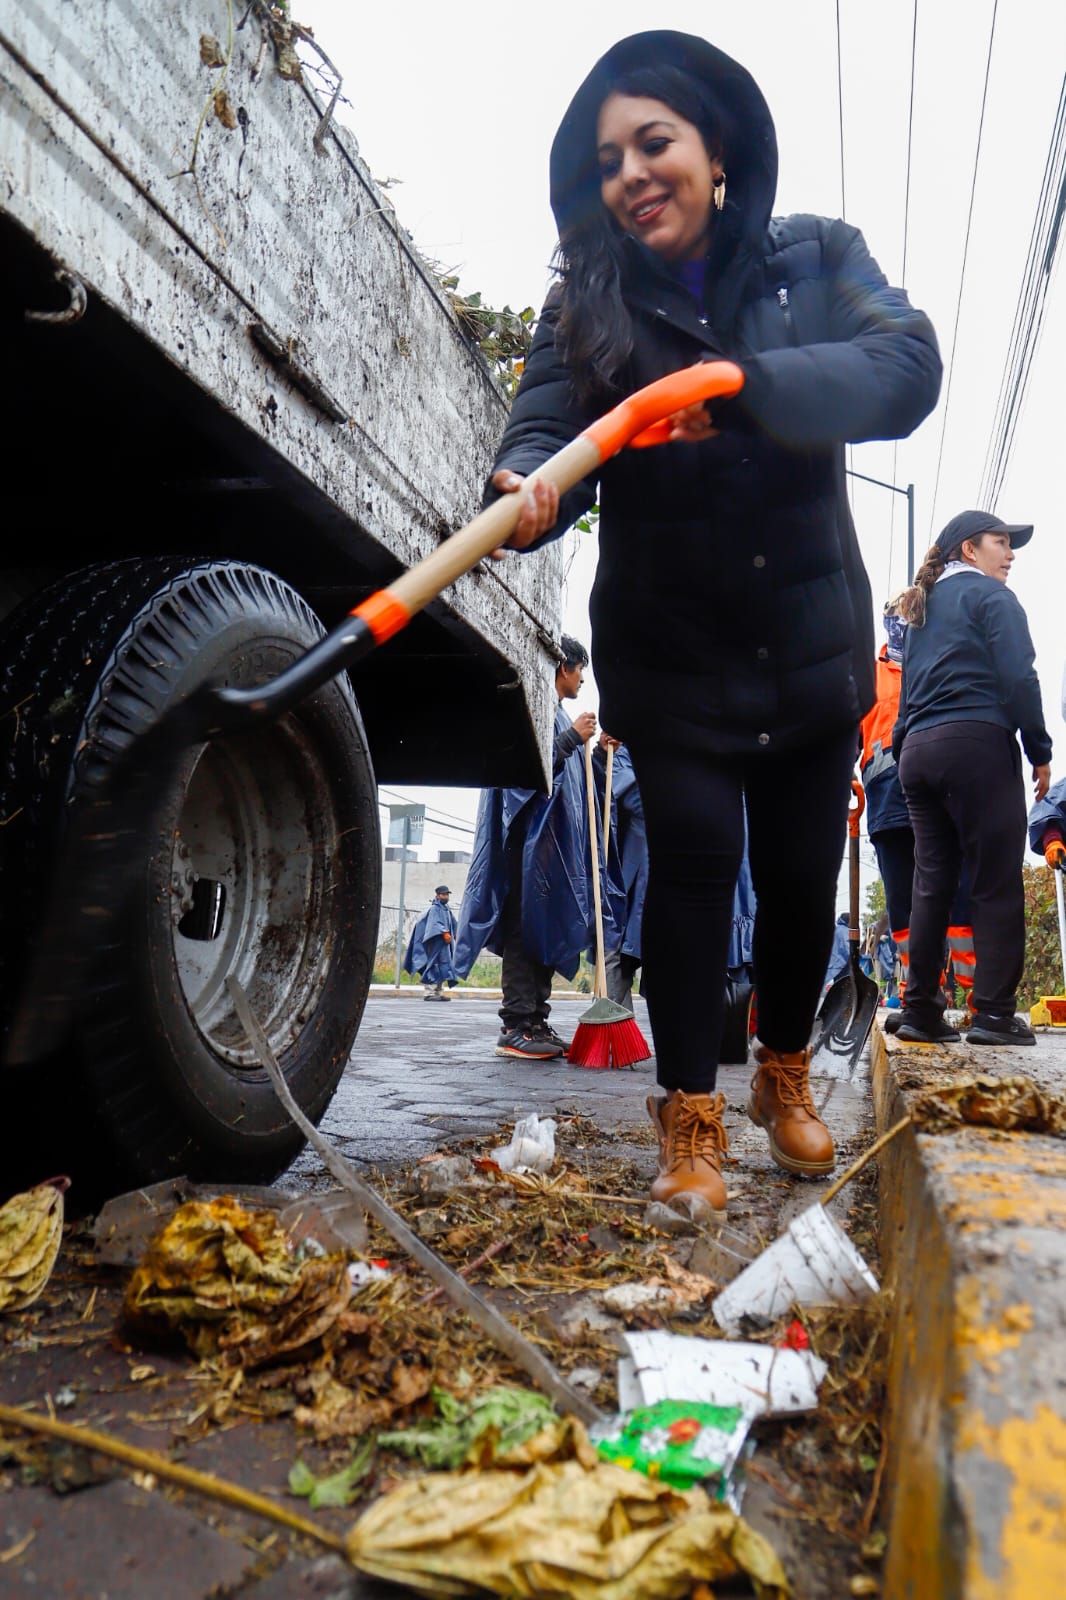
left=810, top=780, right=880, bottom=1070
left=811, top=954, right=881, bottom=1069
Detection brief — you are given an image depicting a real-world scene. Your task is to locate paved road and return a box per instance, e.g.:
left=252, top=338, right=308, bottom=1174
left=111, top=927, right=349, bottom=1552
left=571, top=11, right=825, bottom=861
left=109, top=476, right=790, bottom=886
left=286, top=989, right=874, bottom=1231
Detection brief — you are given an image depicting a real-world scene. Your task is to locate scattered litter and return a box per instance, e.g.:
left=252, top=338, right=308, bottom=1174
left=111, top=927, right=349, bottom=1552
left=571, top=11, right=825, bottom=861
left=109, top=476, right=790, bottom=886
left=567, top=1366, right=603, bottom=1394
left=345, top=1449, right=788, bottom=1600
left=378, top=1385, right=560, bottom=1470
left=348, top=1259, right=391, bottom=1288
left=53, top=1386, right=77, bottom=1409
left=602, top=1257, right=716, bottom=1318
left=123, top=1195, right=351, bottom=1366
left=713, top=1204, right=879, bottom=1334
left=93, top=1178, right=365, bottom=1265
left=617, top=1330, right=827, bottom=1418
left=409, top=1154, right=478, bottom=1201
left=490, top=1113, right=557, bottom=1175
left=0, top=1176, right=68, bottom=1314
left=590, top=1398, right=751, bottom=1494
left=910, top=1074, right=1066, bottom=1137
left=642, top=1200, right=702, bottom=1236
left=688, top=1222, right=759, bottom=1285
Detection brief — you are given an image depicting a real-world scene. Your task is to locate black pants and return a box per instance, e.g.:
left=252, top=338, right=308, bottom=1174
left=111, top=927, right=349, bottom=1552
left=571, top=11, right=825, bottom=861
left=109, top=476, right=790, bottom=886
left=497, top=820, right=553, bottom=1031
left=872, top=827, right=972, bottom=932
left=626, top=726, right=858, bottom=1093
left=899, top=722, right=1026, bottom=1016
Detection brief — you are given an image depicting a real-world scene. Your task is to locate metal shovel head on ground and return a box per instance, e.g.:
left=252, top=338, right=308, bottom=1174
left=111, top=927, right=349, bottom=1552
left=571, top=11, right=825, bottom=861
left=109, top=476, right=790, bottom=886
left=4, top=359, right=744, bottom=1066
left=811, top=780, right=880, bottom=1072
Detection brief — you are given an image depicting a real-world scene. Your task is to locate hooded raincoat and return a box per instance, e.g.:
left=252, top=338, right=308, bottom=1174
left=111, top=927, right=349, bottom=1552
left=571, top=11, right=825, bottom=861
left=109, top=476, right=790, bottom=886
left=490, top=31, right=942, bottom=755
left=403, top=897, right=459, bottom=987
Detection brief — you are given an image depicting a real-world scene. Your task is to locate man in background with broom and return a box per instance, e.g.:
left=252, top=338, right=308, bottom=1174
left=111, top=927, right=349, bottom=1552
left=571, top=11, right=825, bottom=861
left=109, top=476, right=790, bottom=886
left=454, top=637, right=604, bottom=1059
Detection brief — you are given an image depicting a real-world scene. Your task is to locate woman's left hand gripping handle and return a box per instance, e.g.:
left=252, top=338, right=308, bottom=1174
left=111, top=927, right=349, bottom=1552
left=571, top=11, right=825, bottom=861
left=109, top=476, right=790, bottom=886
left=488, top=471, right=560, bottom=558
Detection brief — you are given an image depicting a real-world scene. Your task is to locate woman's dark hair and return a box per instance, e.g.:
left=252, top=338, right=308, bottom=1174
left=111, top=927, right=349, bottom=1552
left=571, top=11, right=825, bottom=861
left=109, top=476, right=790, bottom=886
left=897, top=532, right=988, bottom=625
left=554, top=65, right=735, bottom=403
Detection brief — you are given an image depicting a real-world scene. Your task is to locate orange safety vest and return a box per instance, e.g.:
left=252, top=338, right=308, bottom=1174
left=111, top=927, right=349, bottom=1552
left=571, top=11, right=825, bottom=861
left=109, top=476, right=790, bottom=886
left=860, top=648, right=901, bottom=788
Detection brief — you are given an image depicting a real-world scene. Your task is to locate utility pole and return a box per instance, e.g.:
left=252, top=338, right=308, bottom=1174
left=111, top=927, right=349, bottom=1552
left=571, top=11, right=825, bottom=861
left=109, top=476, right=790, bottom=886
left=387, top=801, right=425, bottom=989
left=846, top=470, right=916, bottom=583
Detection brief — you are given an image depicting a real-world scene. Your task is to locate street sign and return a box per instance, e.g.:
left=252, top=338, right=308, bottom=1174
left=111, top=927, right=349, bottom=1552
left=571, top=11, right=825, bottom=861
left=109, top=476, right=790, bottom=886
left=387, top=803, right=424, bottom=845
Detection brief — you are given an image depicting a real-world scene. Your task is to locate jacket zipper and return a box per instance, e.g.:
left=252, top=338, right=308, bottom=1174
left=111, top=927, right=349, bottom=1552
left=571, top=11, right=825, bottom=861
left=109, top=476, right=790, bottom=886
left=777, top=286, right=794, bottom=339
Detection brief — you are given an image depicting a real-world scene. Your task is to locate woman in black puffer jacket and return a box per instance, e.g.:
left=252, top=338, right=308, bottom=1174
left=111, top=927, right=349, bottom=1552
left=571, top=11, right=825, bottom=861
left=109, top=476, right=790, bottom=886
left=489, top=30, right=942, bottom=1214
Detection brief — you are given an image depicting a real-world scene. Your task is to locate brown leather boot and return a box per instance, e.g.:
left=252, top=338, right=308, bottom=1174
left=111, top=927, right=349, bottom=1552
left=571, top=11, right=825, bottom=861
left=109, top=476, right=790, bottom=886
left=748, top=1040, right=835, bottom=1176
left=647, top=1090, right=729, bottom=1214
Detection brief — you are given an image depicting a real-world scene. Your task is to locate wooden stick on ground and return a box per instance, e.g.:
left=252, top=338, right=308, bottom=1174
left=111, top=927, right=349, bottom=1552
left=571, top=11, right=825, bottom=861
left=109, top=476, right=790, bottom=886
left=0, top=1404, right=344, bottom=1553
left=820, top=1115, right=912, bottom=1208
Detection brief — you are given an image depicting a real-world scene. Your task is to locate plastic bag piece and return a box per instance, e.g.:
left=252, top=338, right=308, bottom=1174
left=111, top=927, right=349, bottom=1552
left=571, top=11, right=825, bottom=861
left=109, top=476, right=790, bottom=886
left=712, top=1203, right=879, bottom=1334
left=492, top=1114, right=557, bottom=1175
left=617, top=1330, right=827, bottom=1419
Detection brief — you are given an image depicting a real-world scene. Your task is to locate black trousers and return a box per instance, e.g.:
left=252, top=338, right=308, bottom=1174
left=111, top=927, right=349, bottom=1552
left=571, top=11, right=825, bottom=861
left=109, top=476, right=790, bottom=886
left=626, top=726, right=858, bottom=1093
left=872, top=827, right=971, bottom=932
left=497, top=819, right=553, bottom=1031
left=898, top=722, right=1026, bottom=1016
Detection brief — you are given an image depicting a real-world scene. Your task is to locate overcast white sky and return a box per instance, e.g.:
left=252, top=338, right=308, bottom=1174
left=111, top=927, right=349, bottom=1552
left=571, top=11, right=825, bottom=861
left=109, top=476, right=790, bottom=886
left=297, top=0, right=1065, bottom=887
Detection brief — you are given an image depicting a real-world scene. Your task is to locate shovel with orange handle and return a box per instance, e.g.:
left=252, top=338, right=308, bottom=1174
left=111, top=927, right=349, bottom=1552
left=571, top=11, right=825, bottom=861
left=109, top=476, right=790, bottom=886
left=5, top=359, right=744, bottom=1065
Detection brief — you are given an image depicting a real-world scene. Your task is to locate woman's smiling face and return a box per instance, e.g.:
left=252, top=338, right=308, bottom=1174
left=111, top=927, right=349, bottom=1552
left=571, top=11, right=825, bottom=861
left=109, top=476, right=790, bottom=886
left=596, top=93, right=719, bottom=263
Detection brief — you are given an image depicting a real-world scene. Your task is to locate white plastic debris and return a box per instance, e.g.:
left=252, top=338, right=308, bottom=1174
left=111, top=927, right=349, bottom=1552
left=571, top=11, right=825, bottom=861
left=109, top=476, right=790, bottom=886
left=348, top=1260, right=391, bottom=1288
left=617, top=1330, right=827, bottom=1419
left=712, top=1203, right=879, bottom=1334
left=602, top=1282, right=689, bottom=1317
left=491, top=1113, right=557, bottom=1175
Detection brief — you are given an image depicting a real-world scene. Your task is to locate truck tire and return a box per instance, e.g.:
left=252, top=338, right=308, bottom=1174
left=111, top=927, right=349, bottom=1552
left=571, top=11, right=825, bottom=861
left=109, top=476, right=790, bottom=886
left=0, top=559, right=380, bottom=1188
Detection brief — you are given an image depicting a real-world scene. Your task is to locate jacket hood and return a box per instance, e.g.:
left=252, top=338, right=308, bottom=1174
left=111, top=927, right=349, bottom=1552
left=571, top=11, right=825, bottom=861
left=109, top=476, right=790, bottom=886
left=549, top=31, right=778, bottom=250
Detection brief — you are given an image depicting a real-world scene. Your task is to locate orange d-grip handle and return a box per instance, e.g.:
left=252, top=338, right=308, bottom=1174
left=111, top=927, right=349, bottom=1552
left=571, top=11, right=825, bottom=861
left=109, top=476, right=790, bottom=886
left=582, top=360, right=745, bottom=460
left=848, top=780, right=865, bottom=839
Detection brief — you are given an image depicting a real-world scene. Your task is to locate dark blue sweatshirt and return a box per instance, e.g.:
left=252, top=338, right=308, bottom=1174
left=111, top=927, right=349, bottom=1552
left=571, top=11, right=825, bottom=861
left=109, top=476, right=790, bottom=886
left=892, top=570, right=1051, bottom=767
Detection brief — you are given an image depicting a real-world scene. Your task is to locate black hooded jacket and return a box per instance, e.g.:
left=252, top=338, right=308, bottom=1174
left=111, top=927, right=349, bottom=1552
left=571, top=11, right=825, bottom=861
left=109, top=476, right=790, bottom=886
left=490, top=32, right=942, bottom=755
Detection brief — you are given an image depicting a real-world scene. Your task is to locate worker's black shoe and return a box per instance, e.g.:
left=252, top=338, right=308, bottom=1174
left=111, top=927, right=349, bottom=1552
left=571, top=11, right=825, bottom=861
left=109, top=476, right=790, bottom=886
left=530, top=1020, right=569, bottom=1051
left=882, top=1010, right=904, bottom=1035
left=966, top=1012, right=1035, bottom=1046
left=495, top=1027, right=563, bottom=1060
left=895, top=1010, right=960, bottom=1044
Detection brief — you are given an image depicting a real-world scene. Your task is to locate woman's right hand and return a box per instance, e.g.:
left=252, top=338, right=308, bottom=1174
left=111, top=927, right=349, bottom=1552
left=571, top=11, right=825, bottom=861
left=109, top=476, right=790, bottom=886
left=1033, top=764, right=1051, bottom=802
left=488, top=470, right=559, bottom=558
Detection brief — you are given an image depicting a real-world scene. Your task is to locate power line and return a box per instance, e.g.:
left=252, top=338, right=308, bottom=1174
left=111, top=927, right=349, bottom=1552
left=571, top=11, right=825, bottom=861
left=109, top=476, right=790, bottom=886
left=835, top=0, right=847, bottom=222
left=887, top=0, right=920, bottom=595
left=927, top=0, right=999, bottom=537
left=977, top=70, right=1066, bottom=509
left=378, top=788, right=477, bottom=835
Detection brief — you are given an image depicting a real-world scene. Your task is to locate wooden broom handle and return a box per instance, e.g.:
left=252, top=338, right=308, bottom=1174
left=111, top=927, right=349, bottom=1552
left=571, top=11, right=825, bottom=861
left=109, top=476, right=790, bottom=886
left=602, top=743, right=614, bottom=862
left=584, top=738, right=608, bottom=1001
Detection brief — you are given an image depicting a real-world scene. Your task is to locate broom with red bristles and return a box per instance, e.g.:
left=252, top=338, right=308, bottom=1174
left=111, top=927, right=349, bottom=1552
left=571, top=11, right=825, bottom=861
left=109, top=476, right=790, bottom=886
left=567, top=739, right=651, bottom=1069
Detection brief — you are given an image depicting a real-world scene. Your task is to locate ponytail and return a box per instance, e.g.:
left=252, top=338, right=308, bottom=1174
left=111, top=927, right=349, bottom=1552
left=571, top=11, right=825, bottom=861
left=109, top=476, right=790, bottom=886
left=897, top=544, right=947, bottom=626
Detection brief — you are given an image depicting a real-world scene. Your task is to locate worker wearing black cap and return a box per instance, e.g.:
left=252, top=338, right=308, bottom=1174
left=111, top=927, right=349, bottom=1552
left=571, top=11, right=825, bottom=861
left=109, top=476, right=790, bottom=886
left=891, top=511, right=1052, bottom=1047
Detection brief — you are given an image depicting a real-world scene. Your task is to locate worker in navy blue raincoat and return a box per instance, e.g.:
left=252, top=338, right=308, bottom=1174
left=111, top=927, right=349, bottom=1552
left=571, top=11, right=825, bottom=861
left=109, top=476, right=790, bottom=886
left=1029, top=777, right=1066, bottom=869
left=404, top=885, right=459, bottom=1000
left=454, top=636, right=602, bottom=1059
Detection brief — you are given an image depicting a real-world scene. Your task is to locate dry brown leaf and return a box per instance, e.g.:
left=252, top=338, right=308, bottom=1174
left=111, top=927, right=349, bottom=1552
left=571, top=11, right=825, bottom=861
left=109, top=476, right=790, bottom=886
left=199, top=33, right=225, bottom=67
left=0, top=1178, right=67, bottom=1314
left=213, top=89, right=238, bottom=130
left=910, top=1075, right=1066, bottom=1137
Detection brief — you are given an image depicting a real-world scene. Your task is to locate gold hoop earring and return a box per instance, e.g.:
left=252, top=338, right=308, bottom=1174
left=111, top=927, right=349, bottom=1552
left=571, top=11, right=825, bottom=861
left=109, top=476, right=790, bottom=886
left=713, top=173, right=726, bottom=211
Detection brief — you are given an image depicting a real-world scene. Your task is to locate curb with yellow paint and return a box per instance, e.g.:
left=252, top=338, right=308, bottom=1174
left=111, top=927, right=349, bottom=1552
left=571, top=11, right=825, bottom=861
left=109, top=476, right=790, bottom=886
left=871, top=1024, right=1066, bottom=1597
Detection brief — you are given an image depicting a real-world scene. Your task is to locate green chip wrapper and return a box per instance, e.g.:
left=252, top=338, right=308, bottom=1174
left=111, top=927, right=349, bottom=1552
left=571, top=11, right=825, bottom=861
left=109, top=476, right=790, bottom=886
left=589, top=1399, right=751, bottom=1495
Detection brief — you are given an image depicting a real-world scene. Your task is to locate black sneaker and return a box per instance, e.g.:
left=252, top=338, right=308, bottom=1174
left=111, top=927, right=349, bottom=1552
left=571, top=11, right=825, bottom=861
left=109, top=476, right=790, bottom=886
left=895, top=1011, right=961, bottom=1044
left=531, top=1020, right=569, bottom=1051
left=494, top=1027, right=563, bottom=1060
left=966, top=1012, right=1035, bottom=1046
left=883, top=1010, right=904, bottom=1035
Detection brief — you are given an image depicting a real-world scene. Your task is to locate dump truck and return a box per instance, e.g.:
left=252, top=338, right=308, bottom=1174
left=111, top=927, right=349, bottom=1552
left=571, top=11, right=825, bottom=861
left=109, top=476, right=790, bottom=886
left=0, top=1, right=561, bottom=1187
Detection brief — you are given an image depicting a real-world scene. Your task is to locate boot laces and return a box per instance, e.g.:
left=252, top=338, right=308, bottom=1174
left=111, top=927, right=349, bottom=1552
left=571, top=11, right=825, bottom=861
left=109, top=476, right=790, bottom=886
left=761, top=1055, right=817, bottom=1115
left=669, top=1094, right=729, bottom=1170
